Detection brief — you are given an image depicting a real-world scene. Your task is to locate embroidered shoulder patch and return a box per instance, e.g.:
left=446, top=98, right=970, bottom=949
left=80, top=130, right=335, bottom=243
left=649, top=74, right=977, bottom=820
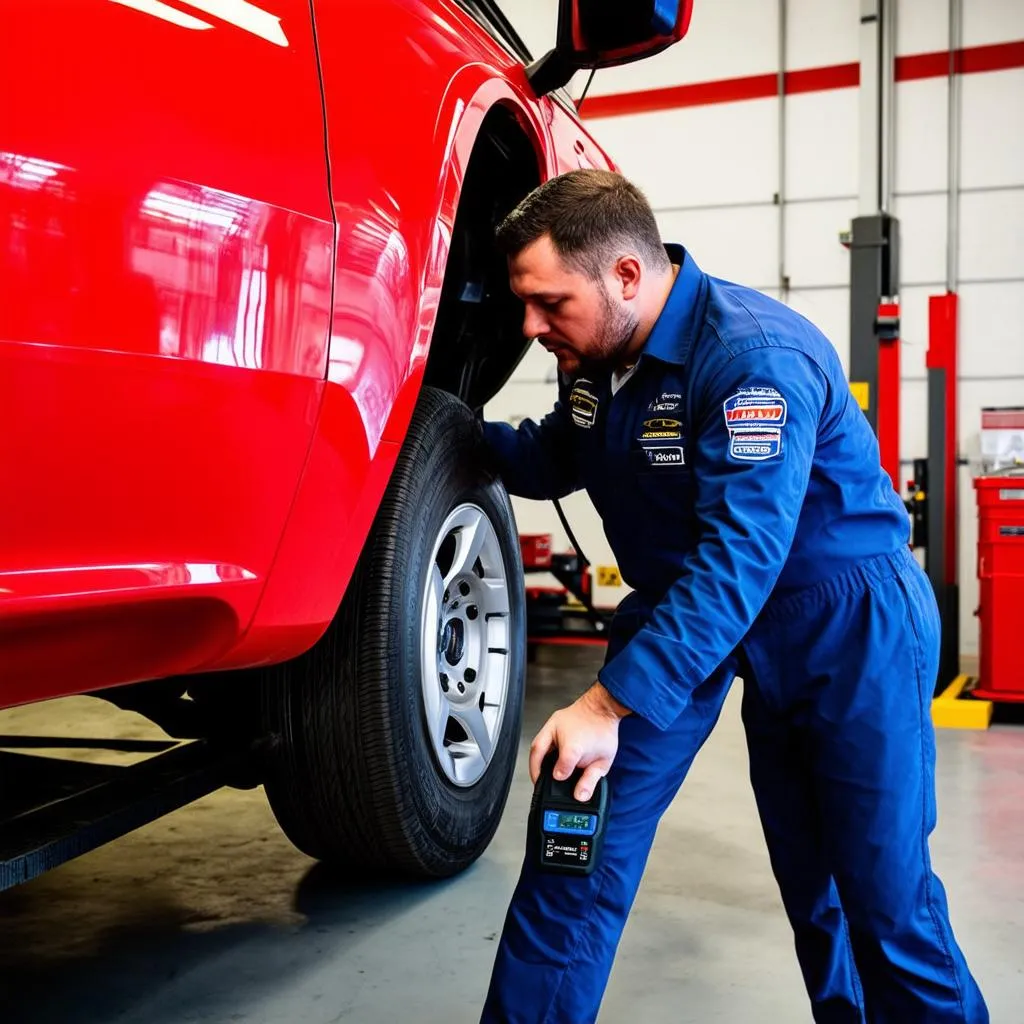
left=723, top=387, right=787, bottom=427
left=729, top=429, right=782, bottom=461
left=723, top=387, right=786, bottom=462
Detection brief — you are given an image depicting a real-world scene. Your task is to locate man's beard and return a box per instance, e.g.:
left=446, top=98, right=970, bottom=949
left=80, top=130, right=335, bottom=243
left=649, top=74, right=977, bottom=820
left=574, top=286, right=640, bottom=379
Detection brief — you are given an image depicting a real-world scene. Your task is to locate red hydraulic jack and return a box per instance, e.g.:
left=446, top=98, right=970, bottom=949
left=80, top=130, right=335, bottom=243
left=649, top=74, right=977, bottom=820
left=519, top=533, right=610, bottom=647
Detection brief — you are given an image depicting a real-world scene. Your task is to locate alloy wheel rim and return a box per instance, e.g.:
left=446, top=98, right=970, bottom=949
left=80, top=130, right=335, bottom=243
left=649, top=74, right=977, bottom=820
left=419, top=503, right=512, bottom=787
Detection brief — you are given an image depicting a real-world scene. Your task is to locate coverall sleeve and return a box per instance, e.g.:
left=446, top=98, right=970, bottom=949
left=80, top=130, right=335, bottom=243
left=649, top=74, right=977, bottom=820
left=597, top=344, right=828, bottom=729
left=482, top=398, right=582, bottom=500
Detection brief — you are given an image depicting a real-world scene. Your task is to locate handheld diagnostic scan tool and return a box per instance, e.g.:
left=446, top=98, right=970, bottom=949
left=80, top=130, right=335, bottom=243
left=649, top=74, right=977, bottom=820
left=529, top=752, right=610, bottom=876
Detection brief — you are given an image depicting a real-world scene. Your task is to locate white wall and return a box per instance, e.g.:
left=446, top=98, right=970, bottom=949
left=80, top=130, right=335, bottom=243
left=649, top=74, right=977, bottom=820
left=893, top=1, right=1024, bottom=655
left=490, top=1, right=1024, bottom=657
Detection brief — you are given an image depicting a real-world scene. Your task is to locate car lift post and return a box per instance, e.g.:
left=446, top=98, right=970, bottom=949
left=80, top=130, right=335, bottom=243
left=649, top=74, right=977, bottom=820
left=847, top=216, right=961, bottom=696
left=847, top=212, right=901, bottom=490
left=926, top=293, right=960, bottom=694
left=902, top=301, right=962, bottom=697
left=847, top=0, right=968, bottom=713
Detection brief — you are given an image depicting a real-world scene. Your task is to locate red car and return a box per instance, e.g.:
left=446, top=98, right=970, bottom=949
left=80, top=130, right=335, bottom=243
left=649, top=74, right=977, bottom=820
left=0, top=0, right=691, bottom=884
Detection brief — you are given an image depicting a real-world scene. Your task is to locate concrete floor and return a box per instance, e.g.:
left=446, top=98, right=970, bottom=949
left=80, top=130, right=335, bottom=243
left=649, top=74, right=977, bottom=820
left=1, top=647, right=1021, bottom=1022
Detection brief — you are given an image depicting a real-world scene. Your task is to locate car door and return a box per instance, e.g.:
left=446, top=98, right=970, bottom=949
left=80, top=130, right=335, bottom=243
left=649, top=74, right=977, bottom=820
left=0, top=0, right=336, bottom=692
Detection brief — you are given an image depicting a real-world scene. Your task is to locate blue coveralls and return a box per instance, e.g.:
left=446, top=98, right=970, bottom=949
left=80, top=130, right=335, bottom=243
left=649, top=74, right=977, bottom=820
left=480, top=247, right=987, bottom=1023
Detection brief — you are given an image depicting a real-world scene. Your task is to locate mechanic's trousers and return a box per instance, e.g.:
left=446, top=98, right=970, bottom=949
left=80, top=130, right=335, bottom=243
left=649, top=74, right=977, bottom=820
left=481, top=548, right=988, bottom=1023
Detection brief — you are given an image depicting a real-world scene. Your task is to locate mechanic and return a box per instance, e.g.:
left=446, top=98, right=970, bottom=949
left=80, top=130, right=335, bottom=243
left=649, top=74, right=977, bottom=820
left=477, top=170, right=987, bottom=1023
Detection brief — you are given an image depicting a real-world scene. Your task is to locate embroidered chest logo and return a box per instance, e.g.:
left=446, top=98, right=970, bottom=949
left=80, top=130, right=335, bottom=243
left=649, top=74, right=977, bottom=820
left=648, top=391, right=681, bottom=414
left=643, top=444, right=685, bottom=467
left=641, top=417, right=682, bottom=439
left=723, top=386, right=787, bottom=461
left=637, top=412, right=687, bottom=466
left=569, top=380, right=598, bottom=428
left=569, top=379, right=599, bottom=429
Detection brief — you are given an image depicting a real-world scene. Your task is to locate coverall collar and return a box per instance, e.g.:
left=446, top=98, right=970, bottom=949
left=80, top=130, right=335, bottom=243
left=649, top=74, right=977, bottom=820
left=639, top=243, right=705, bottom=368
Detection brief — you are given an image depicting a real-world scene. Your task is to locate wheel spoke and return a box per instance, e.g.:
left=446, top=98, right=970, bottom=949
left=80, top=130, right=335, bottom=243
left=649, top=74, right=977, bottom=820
left=480, top=647, right=509, bottom=702
left=420, top=560, right=450, bottom=764
left=456, top=705, right=493, bottom=763
left=444, top=511, right=487, bottom=586
left=434, top=697, right=452, bottom=761
left=445, top=743, right=484, bottom=785
left=421, top=667, right=449, bottom=751
left=479, top=576, right=510, bottom=618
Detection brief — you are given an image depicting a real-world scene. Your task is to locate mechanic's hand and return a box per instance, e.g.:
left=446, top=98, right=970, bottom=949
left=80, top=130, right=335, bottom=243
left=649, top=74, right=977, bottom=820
left=529, top=683, right=631, bottom=802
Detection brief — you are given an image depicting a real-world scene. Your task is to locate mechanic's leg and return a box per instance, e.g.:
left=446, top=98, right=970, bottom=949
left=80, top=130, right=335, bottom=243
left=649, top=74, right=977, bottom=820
left=481, top=666, right=735, bottom=1024
left=806, top=552, right=988, bottom=1022
left=740, top=674, right=865, bottom=1024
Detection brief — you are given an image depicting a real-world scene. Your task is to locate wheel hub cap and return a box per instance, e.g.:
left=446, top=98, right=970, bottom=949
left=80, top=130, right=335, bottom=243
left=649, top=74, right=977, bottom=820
left=441, top=619, right=464, bottom=666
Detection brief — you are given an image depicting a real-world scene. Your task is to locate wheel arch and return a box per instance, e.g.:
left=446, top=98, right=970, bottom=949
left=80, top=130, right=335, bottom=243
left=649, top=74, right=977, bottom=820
left=382, top=87, right=547, bottom=443
left=420, top=99, right=544, bottom=408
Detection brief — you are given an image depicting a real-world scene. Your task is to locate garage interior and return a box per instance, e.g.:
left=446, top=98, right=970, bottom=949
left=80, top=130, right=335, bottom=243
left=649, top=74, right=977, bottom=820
left=2, top=0, right=1023, bottom=1021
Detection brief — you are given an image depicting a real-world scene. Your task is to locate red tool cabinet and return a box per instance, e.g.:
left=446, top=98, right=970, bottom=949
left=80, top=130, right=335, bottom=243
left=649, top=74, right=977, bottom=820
left=973, top=474, right=1024, bottom=701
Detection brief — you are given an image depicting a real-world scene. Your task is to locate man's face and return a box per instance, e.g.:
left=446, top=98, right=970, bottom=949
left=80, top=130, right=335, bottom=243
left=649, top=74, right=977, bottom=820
left=508, top=235, right=639, bottom=378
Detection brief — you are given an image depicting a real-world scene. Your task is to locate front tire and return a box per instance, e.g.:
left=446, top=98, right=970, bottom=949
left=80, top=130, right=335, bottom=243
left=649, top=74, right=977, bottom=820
left=259, top=387, right=526, bottom=878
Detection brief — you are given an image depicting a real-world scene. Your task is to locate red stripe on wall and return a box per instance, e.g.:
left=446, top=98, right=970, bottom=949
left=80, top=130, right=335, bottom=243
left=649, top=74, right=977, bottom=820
left=896, top=50, right=956, bottom=82
left=581, top=39, right=1024, bottom=119
left=896, top=39, right=1024, bottom=80
left=580, top=72, right=778, bottom=118
left=784, top=62, right=859, bottom=95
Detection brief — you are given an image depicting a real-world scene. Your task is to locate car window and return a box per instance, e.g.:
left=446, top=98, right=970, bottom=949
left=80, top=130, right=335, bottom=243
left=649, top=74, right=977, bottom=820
left=454, top=0, right=533, bottom=64
left=455, top=1, right=585, bottom=113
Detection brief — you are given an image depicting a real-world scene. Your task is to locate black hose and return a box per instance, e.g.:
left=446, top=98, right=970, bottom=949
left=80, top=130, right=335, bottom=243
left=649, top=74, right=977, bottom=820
left=552, top=499, right=607, bottom=633
left=553, top=498, right=589, bottom=567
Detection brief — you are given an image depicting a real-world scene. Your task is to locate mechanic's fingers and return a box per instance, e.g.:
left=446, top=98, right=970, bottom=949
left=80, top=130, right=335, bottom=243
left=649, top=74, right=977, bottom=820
left=529, top=723, right=555, bottom=785
left=575, top=760, right=609, bottom=802
left=553, top=743, right=581, bottom=782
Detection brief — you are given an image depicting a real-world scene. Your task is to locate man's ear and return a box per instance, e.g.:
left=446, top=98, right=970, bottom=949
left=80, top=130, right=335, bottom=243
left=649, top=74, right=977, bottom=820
left=614, top=255, right=642, bottom=301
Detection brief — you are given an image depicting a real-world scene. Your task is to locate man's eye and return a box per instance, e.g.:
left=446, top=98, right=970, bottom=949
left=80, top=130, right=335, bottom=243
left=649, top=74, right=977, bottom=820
left=543, top=299, right=563, bottom=312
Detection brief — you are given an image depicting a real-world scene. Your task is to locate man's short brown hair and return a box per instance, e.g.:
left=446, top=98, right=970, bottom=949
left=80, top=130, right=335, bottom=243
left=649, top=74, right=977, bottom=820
left=495, top=169, right=670, bottom=280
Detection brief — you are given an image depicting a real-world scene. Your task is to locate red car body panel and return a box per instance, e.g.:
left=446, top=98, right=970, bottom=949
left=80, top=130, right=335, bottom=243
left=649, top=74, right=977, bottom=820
left=0, top=0, right=615, bottom=708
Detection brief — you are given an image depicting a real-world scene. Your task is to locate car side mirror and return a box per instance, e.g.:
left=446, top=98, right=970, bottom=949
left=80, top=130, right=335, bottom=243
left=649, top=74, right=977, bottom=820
left=527, top=0, right=693, bottom=97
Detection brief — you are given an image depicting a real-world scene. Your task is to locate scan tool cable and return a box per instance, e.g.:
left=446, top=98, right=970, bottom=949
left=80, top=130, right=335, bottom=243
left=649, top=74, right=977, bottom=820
left=552, top=498, right=606, bottom=634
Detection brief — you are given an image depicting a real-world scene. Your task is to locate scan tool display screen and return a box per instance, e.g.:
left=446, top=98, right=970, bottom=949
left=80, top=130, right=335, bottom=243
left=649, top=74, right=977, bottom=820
left=543, top=810, right=598, bottom=835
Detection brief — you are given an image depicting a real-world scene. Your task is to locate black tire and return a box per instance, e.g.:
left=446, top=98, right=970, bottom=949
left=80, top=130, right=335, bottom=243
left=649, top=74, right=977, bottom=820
left=259, top=387, right=526, bottom=878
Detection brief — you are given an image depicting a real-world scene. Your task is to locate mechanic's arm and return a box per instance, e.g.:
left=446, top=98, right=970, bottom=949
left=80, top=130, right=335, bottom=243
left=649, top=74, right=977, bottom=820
left=482, top=395, right=581, bottom=500
left=597, top=345, right=828, bottom=730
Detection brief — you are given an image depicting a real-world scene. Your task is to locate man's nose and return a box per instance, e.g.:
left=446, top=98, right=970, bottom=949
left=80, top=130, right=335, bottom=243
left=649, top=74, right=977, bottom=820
left=523, top=307, right=549, bottom=339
